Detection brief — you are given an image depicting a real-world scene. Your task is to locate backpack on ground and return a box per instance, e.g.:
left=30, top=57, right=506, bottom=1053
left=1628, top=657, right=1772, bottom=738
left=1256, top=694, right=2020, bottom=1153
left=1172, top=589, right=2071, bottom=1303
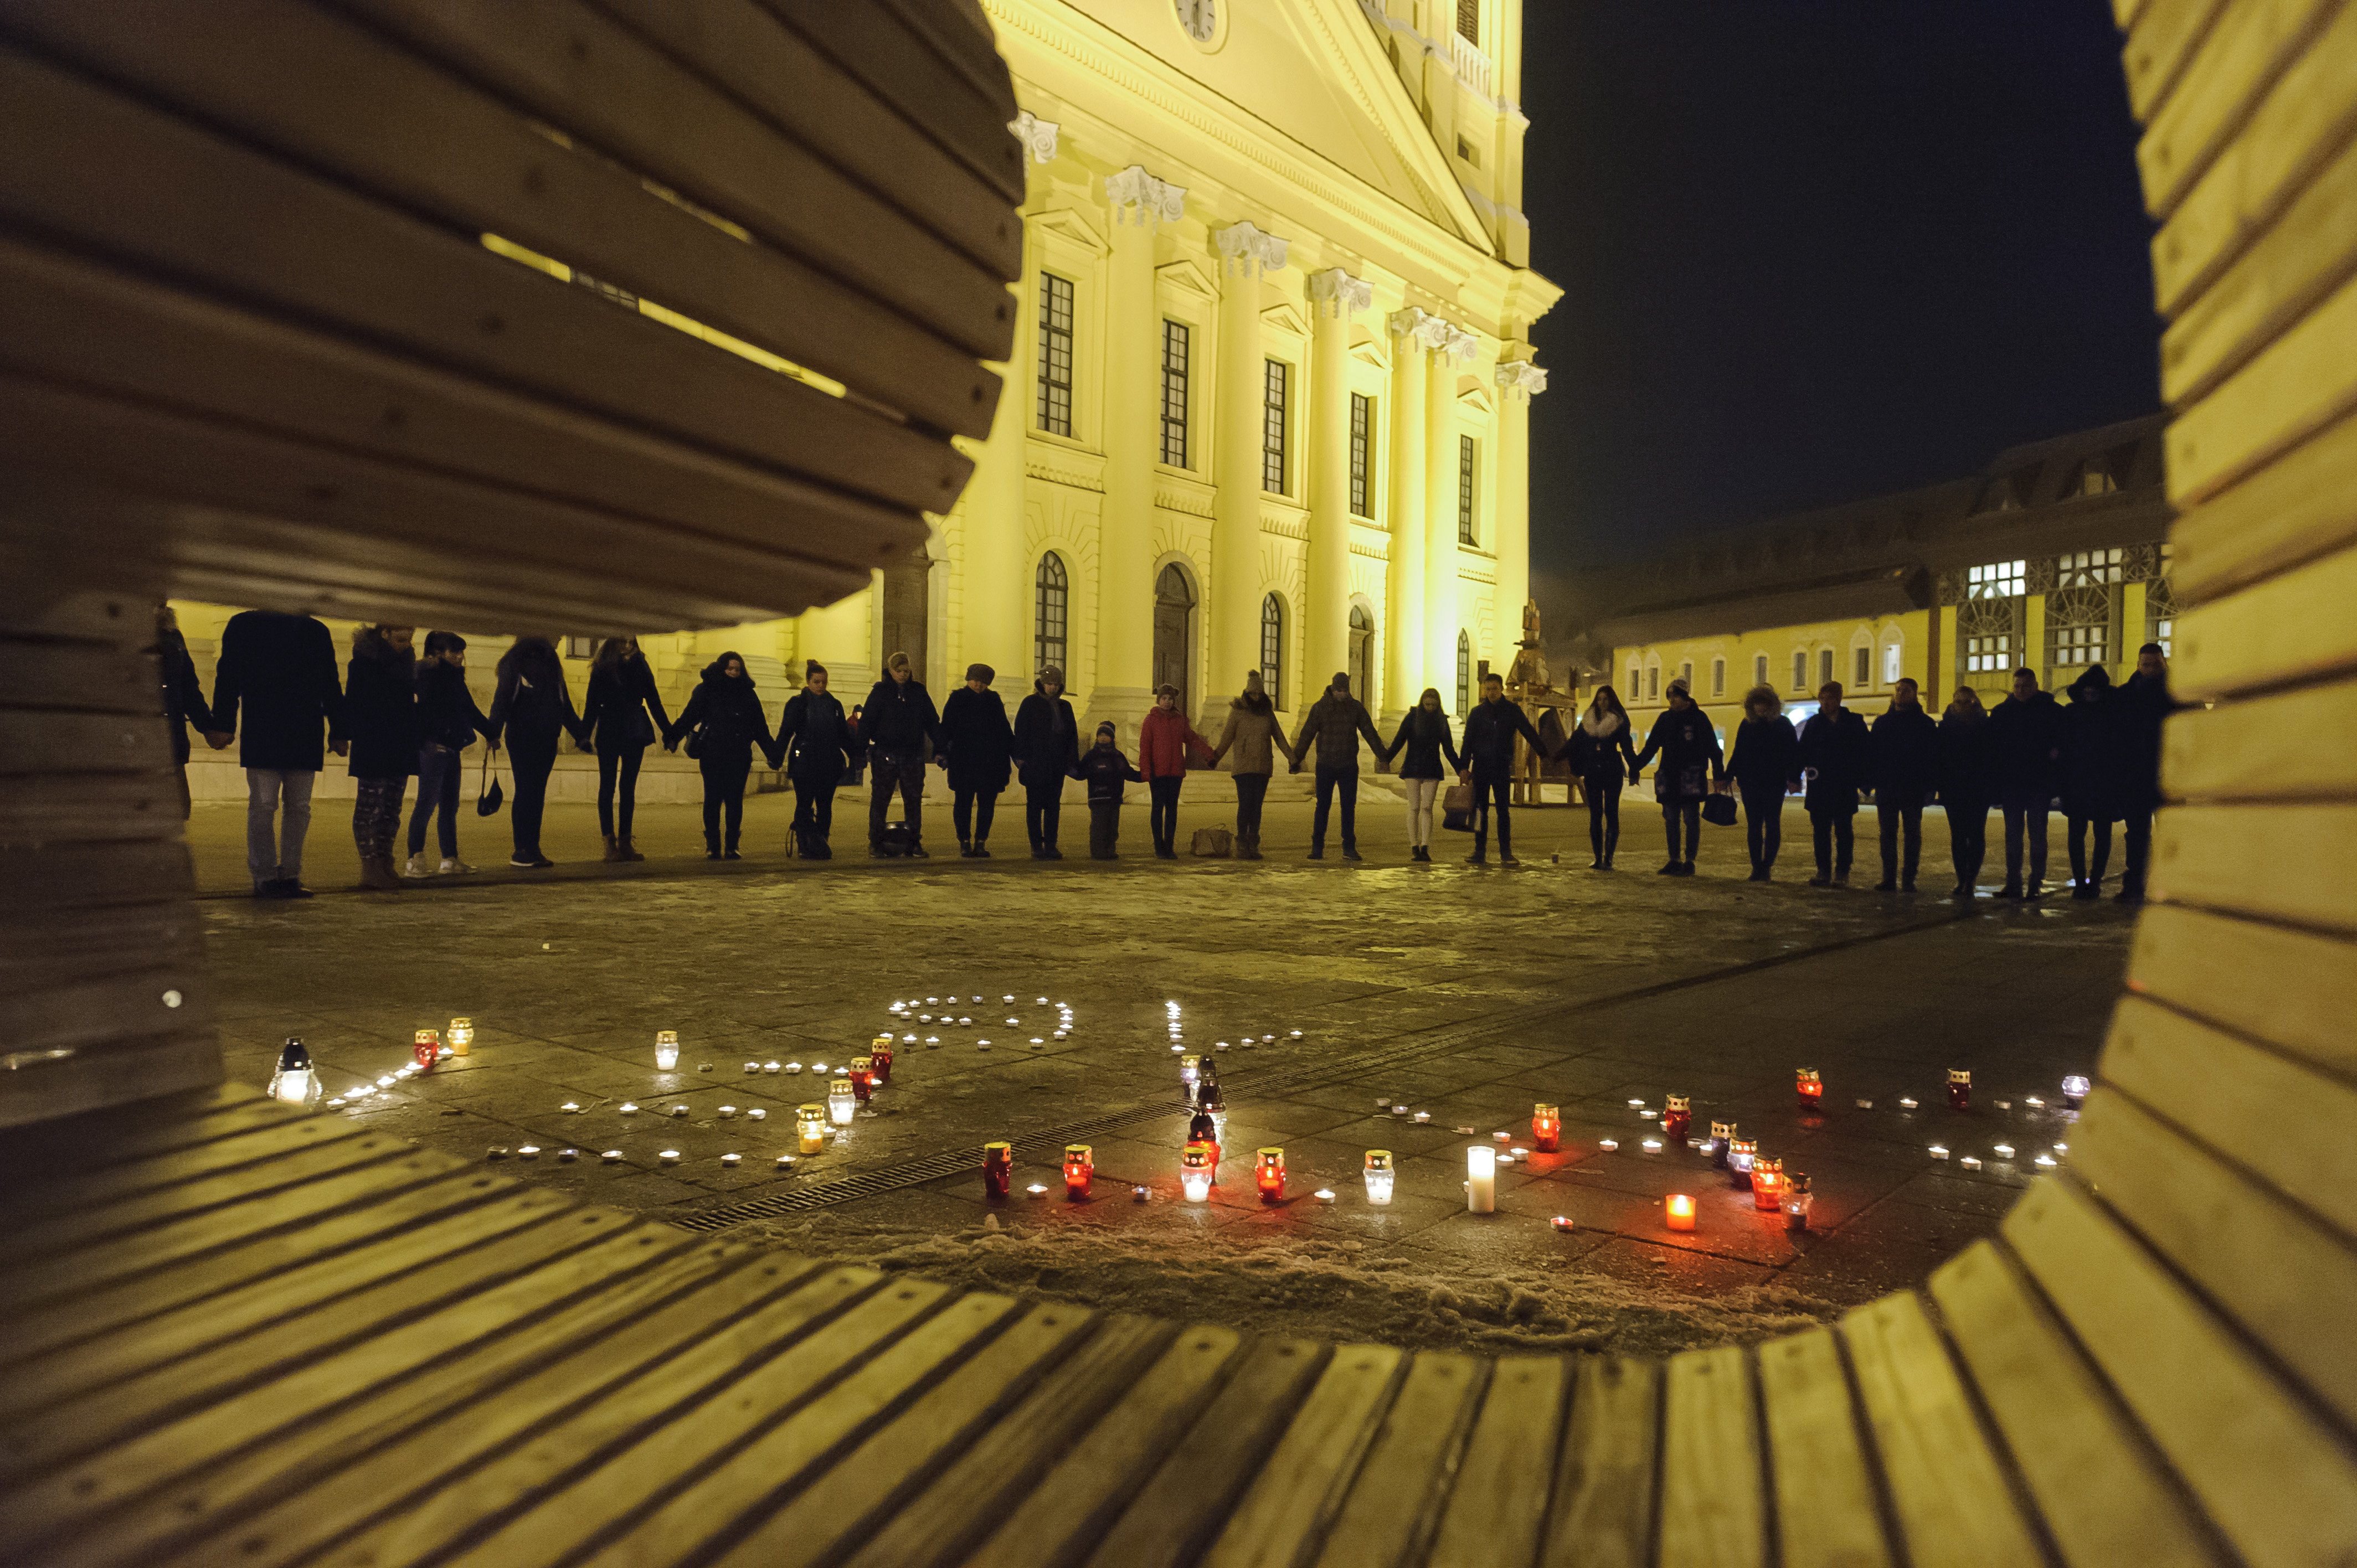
left=1190, top=826, right=1233, bottom=858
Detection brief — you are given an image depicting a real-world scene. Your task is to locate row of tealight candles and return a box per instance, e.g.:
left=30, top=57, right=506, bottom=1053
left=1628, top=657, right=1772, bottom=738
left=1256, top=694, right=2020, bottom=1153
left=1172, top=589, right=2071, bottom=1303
left=272, top=1018, right=476, bottom=1109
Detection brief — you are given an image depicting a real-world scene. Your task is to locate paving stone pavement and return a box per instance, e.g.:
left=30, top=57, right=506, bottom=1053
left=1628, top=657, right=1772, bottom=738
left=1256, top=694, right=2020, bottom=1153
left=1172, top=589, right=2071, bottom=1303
left=201, top=797, right=2128, bottom=1350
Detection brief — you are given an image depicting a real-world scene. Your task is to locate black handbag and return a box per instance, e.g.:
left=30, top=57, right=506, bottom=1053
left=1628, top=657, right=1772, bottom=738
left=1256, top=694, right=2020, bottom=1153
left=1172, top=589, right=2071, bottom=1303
left=1701, top=791, right=1738, bottom=827
left=1440, top=781, right=1475, bottom=833
left=475, top=748, right=503, bottom=816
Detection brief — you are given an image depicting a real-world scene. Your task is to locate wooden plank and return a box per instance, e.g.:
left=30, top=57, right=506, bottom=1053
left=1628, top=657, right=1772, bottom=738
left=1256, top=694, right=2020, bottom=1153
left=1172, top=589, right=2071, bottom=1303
left=2121, top=0, right=2232, bottom=123
left=2176, top=535, right=2357, bottom=698
left=1929, top=1242, right=2224, bottom=1568
left=0, top=1084, right=263, bottom=1182
left=2169, top=409, right=2357, bottom=604
left=2, top=964, right=212, bottom=1071
left=2168, top=268, right=2357, bottom=509
left=1656, top=1345, right=1764, bottom=1568
left=0, top=773, right=195, bottom=853
left=0, top=0, right=1003, bottom=439
left=0, top=49, right=971, bottom=520
left=2102, top=993, right=2357, bottom=1239
left=0, top=1033, right=223, bottom=1133
left=35, top=1244, right=785, bottom=1568
left=1756, top=1327, right=1894, bottom=1568
left=0, top=838, right=197, bottom=915
left=760, top=0, right=1022, bottom=193
left=0, top=641, right=155, bottom=719
left=0, top=708, right=171, bottom=777
left=2164, top=672, right=2357, bottom=800
left=2004, top=1177, right=2357, bottom=1566
left=2127, top=903, right=2357, bottom=1078
left=1540, top=1355, right=1658, bottom=1568
left=840, top=1316, right=1180, bottom=1568
left=2149, top=803, right=2357, bottom=933
left=1840, top=1292, right=2043, bottom=1568
left=1201, top=1344, right=1406, bottom=1568
left=963, top=1325, right=1247, bottom=1568
left=1083, top=1339, right=1332, bottom=1568
left=332, top=0, right=1017, bottom=357
left=2136, top=0, right=2340, bottom=222
left=1428, top=1353, right=1569, bottom=1568
left=711, top=1302, right=1099, bottom=1567
left=14, top=1110, right=371, bottom=1220
left=1312, top=1350, right=1484, bottom=1568
left=305, top=1264, right=893, bottom=1568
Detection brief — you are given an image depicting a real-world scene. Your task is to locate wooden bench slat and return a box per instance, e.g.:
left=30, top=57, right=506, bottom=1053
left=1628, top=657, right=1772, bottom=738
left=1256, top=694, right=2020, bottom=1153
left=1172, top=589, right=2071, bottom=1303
left=2168, top=411, right=2357, bottom=607
left=0, top=838, right=199, bottom=916
left=2163, top=670, right=2357, bottom=801
left=2136, top=0, right=2340, bottom=223
left=2121, top=0, right=2232, bottom=122
left=2126, top=905, right=2357, bottom=1079
left=1083, top=1339, right=1333, bottom=1568
left=1427, top=1354, right=1568, bottom=1568
left=962, top=1325, right=1247, bottom=1568
left=1540, top=1355, right=1658, bottom=1568
left=841, top=1316, right=1179, bottom=1568
left=0, top=772, right=197, bottom=855
left=1202, top=1344, right=1407, bottom=1568
left=15, top=1110, right=370, bottom=1220
left=1929, top=1242, right=2224, bottom=1568
left=2, top=963, right=214, bottom=1071
left=1840, top=1292, right=2044, bottom=1568
left=1658, top=1345, right=1764, bottom=1567
left=0, top=642, right=156, bottom=720
left=1312, top=1350, right=1484, bottom=1568
left=0, top=1084, right=258, bottom=1178
left=2167, top=267, right=2357, bottom=509
left=1757, top=1327, right=1895, bottom=1568
left=2003, top=1178, right=2357, bottom=1565
left=712, top=1302, right=1099, bottom=1568
left=2150, top=803, right=2357, bottom=933
left=0, top=0, right=1003, bottom=440
left=2176, top=525, right=2357, bottom=700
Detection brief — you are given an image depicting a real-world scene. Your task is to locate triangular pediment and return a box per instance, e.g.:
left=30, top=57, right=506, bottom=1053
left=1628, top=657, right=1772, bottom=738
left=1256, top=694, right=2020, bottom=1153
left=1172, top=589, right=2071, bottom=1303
left=1031, top=203, right=1109, bottom=256
left=1262, top=301, right=1312, bottom=338
left=1155, top=257, right=1221, bottom=301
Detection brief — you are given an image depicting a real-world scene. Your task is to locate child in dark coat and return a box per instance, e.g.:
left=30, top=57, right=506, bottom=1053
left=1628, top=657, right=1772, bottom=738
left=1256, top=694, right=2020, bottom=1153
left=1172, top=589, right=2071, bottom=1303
left=1077, top=721, right=1143, bottom=860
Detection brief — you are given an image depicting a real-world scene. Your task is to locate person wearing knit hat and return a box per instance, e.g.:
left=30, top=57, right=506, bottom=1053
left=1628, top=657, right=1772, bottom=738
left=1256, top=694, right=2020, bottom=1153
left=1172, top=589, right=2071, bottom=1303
left=1077, top=719, right=1143, bottom=859
left=939, top=662, right=1013, bottom=856
left=860, top=652, right=943, bottom=857
left=1011, top=664, right=1080, bottom=858
left=777, top=660, right=855, bottom=858
left=1138, top=682, right=1214, bottom=859
left=1208, top=668, right=1295, bottom=860
left=1288, top=671, right=1386, bottom=861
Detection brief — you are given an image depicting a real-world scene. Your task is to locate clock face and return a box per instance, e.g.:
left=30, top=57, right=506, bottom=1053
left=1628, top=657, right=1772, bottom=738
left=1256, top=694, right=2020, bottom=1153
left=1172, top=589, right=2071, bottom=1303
left=1176, top=0, right=1217, bottom=44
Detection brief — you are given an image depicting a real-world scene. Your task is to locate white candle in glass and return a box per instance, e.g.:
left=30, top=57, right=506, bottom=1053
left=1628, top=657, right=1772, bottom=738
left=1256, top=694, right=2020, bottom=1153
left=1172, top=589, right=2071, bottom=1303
left=1466, top=1147, right=1496, bottom=1214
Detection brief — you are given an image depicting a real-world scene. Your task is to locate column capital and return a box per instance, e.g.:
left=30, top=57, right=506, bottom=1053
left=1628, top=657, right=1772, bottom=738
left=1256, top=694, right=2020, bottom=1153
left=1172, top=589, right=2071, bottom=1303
left=1307, top=268, right=1373, bottom=317
left=1106, top=165, right=1186, bottom=226
left=1214, top=221, right=1289, bottom=276
left=1007, top=110, right=1059, bottom=164
left=1496, top=359, right=1550, bottom=398
left=1440, top=324, right=1482, bottom=364
left=1387, top=306, right=1451, bottom=353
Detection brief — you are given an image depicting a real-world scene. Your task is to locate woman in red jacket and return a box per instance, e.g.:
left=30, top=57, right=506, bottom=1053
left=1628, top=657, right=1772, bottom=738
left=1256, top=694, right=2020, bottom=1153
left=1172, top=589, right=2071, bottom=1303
left=1138, top=683, right=1214, bottom=859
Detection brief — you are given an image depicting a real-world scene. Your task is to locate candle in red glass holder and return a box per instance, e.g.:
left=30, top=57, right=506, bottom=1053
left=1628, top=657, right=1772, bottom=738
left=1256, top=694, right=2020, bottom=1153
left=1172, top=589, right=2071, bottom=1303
left=1663, top=1095, right=1691, bottom=1145
left=1665, top=1193, right=1697, bottom=1232
left=413, top=1029, right=441, bottom=1070
left=1187, top=1109, right=1222, bottom=1180
left=1255, top=1147, right=1286, bottom=1203
left=1947, top=1069, right=1971, bottom=1111
left=850, top=1055, right=875, bottom=1103
left=982, top=1141, right=1012, bottom=1200
left=1063, top=1144, right=1094, bottom=1199
left=868, top=1036, right=894, bottom=1085
left=1531, top=1102, right=1561, bottom=1152
left=1795, top=1069, right=1822, bottom=1111
left=1782, top=1172, right=1813, bottom=1231
left=1181, top=1142, right=1215, bottom=1201
left=1751, top=1157, right=1784, bottom=1212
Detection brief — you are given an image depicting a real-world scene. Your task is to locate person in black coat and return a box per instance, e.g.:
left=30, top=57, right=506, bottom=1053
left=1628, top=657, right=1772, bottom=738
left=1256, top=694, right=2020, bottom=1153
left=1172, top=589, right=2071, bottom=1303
left=1989, top=666, right=2065, bottom=898
left=1077, top=721, right=1144, bottom=859
left=1795, top=681, right=1871, bottom=886
left=2060, top=664, right=2123, bottom=899
left=2113, top=642, right=2179, bottom=904
left=1722, top=685, right=1798, bottom=881
left=580, top=637, right=672, bottom=864
left=1868, top=678, right=1938, bottom=892
left=667, top=650, right=780, bottom=859
left=1459, top=672, right=1547, bottom=866
left=1567, top=685, right=1641, bottom=869
left=487, top=635, right=588, bottom=869
left=861, top=651, right=942, bottom=858
left=778, top=662, right=856, bottom=859
left=939, top=663, right=1015, bottom=858
left=1384, top=689, right=1462, bottom=864
left=1012, top=664, right=1080, bottom=859
left=210, top=607, right=345, bottom=898
left=343, top=625, right=418, bottom=891
left=406, top=631, right=496, bottom=876
left=1631, top=678, right=1725, bottom=876
left=152, top=604, right=218, bottom=820
left=1936, top=685, right=1996, bottom=898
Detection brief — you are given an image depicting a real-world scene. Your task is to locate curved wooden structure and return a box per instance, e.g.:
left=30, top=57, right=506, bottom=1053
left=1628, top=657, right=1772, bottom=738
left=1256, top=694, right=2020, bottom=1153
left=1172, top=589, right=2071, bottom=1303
left=4, top=2, right=2356, bottom=1563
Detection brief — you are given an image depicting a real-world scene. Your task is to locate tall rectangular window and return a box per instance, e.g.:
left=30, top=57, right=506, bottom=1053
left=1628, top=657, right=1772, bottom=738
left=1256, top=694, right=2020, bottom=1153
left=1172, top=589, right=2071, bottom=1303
left=1457, top=435, right=1478, bottom=544
left=1792, top=652, right=1808, bottom=692
left=1263, top=359, right=1290, bottom=494
left=1036, top=272, right=1074, bottom=437
left=1711, top=659, right=1726, bottom=698
left=1458, top=0, right=1479, bottom=43
left=1853, top=647, right=1871, bottom=687
left=1349, top=394, right=1373, bottom=516
left=1818, top=648, right=1834, bottom=687
left=1160, top=319, right=1190, bottom=467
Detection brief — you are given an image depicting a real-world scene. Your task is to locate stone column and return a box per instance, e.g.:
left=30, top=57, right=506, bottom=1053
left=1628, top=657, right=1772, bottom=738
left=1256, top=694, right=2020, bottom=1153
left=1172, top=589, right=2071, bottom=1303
left=1424, top=323, right=1476, bottom=714
left=1305, top=269, right=1370, bottom=694
left=1383, top=307, right=1442, bottom=721
left=1494, top=358, right=1546, bottom=678
left=1208, top=221, right=1286, bottom=728
left=1089, top=166, right=1185, bottom=740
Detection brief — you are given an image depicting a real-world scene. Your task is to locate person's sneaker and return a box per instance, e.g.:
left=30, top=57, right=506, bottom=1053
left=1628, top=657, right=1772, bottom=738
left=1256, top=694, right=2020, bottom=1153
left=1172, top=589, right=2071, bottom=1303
left=510, top=854, right=538, bottom=868
left=438, top=857, right=472, bottom=875
left=723, top=847, right=742, bottom=860
left=275, top=879, right=314, bottom=899
left=1465, top=853, right=1485, bottom=865
left=2025, top=881, right=2046, bottom=900
left=2114, top=885, right=2143, bottom=904
left=1808, top=874, right=1831, bottom=888
left=253, top=880, right=278, bottom=899
left=870, top=846, right=889, bottom=858
left=975, top=844, right=991, bottom=858
left=1901, top=878, right=1916, bottom=893
left=1499, top=853, right=1520, bottom=867
left=1342, top=847, right=1363, bottom=862
left=1833, top=871, right=1850, bottom=887
left=1875, top=878, right=1897, bottom=892
left=1590, top=855, right=1605, bottom=869
left=1044, top=845, right=1064, bottom=860
left=1952, top=884, right=1975, bottom=899
left=908, top=843, right=929, bottom=859
left=403, top=854, right=434, bottom=879
left=1308, top=848, right=1325, bottom=860
left=1657, top=862, right=1680, bottom=875
left=1748, top=867, right=1770, bottom=882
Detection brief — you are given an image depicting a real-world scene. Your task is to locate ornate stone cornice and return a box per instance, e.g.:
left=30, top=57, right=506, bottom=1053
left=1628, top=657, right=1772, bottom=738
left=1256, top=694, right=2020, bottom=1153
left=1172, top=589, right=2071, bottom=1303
left=1496, top=360, right=1548, bottom=398
left=1387, top=306, right=1452, bottom=352
left=1308, top=268, right=1373, bottom=317
left=1105, top=164, right=1186, bottom=226
left=1214, top=221, right=1289, bottom=276
left=1007, top=110, right=1059, bottom=164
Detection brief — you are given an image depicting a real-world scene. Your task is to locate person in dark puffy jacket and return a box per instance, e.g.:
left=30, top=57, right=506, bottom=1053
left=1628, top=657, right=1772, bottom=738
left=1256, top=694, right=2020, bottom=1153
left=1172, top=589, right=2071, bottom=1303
left=581, top=637, right=671, bottom=864
left=1868, top=678, right=1938, bottom=892
left=487, top=635, right=587, bottom=869
left=1290, top=673, right=1386, bottom=862
left=342, top=625, right=418, bottom=891
left=1936, top=685, right=1995, bottom=898
left=861, top=652, right=941, bottom=858
left=2112, top=642, right=2179, bottom=904
left=778, top=662, right=856, bottom=859
left=1632, top=679, right=1723, bottom=876
left=2060, top=664, right=2123, bottom=899
left=1568, top=685, right=1641, bottom=869
left=1012, top=665, right=1080, bottom=859
left=1383, top=689, right=1461, bottom=864
left=406, top=631, right=495, bottom=876
left=667, top=651, right=780, bottom=860
left=1722, top=685, right=1797, bottom=882
left=939, top=663, right=1015, bottom=858
left=1460, top=673, right=1546, bottom=866
left=1795, top=681, right=1870, bottom=886
left=1989, top=666, right=2065, bottom=898
left=1077, top=721, right=1143, bottom=860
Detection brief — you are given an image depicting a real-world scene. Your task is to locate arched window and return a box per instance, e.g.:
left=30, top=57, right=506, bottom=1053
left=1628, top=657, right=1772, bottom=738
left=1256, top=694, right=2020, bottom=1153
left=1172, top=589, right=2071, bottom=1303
left=1260, top=594, right=1286, bottom=710
left=1349, top=603, right=1375, bottom=704
left=1033, top=554, right=1067, bottom=674
left=1456, top=629, right=1472, bottom=711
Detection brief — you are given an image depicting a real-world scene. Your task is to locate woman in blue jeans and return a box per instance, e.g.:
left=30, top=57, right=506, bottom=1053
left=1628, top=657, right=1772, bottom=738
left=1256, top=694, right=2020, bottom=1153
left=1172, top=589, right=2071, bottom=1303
left=405, top=632, right=496, bottom=876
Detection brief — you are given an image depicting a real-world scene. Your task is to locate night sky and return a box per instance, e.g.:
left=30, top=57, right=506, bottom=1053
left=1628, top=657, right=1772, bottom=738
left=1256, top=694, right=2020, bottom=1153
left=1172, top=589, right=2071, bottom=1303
left=1519, top=1, right=2160, bottom=602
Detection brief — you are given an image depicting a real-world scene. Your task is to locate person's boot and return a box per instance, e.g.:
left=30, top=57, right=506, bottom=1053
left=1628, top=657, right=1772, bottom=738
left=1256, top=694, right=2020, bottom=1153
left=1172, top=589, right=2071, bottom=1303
left=1603, top=827, right=1619, bottom=868
left=359, top=854, right=402, bottom=891
left=620, top=835, right=644, bottom=862
left=602, top=834, right=624, bottom=863
left=1999, top=878, right=2023, bottom=899
left=974, top=838, right=991, bottom=858
left=908, top=840, right=929, bottom=859
left=723, top=833, right=742, bottom=860
left=958, top=835, right=974, bottom=858
left=1342, top=843, right=1362, bottom=862
left=1875, top=873, right=1897, bottom=891
left=706, top=831, right=722, bottom=860
left=1901, top=875, right=1916, bottom=893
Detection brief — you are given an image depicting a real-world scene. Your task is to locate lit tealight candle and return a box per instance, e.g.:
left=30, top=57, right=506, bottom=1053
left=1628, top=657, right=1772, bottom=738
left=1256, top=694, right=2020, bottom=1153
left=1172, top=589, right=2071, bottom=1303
left=2034, top=1153, right=2058, bottom=1168
left=1929, top=1144, right=1949, bottom=1159
left=1600, top=1138, right=1619, bottom=1152
left=601, top=1149, right=622, bottom=1163
left=1466, top=1146, right=1496, bottom=1214
left=1993, top=1143, right=2015, bottom=1158
left=1552, top=1215, right=1575, bottom=1232
left=1665, top=1193, right=1696, bottom=1231
left=1899, top=1096, right=1918, bottom=1110
left=560, top=1102, right=581, bottom=1115
left=1627, top=1098, right=1645, bottom=1108
left=1413, top=1111, right=1431, bottom=1124
left=619, top=1102, right=638, bottom=1115
left=1641, top=1138, right=1663, bottom=1153
left=748, top=1108, right=766, bottom=1121
left=658, top=1149, right=680, bottom=1164
left=517, top=1145, right=540, bottom=1159
left=1314, top=1189, right=1336, bottom=1203
left=1961, top=1156, right=1982, bottom=1170
left=776, top=1154, right=796, bottom=1169
left=785, top=1062, right=804, bottom=1075
left=1855, top=1098, right=1874, bottom=1110
left=670, top=1105, right=688, bottom=1118
left=2025, top=1095, right=2045, bottom=1108
left=721, top=1153, right=741, bottom=1167
left=718, top=1105, right=737, bottom=1118
left=765, top=1061, right=781, bottom=1074
left=558, top=1148, right=578, bottom=1162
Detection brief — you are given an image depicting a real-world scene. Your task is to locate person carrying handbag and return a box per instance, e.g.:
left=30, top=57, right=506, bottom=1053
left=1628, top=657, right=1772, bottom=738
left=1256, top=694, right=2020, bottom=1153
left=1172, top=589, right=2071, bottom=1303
left=1631, top=678, right=1725, bottom=876
left=406, top=631, right=497, bottom=876
left=581, top=637, right=672, bottom=863
left=486, top=636, right=588, bottom=869
left=667, top=651, right=781, bottom=860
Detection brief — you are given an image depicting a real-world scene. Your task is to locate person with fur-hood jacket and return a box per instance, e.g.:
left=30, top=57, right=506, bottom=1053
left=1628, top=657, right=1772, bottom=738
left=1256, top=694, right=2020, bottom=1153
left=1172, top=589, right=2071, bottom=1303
left=1012, top=664, right=1081, bottom=859
left=1138, top=683, right=1214, bottom=859
left=1076, top=721, right=1144, bottom=860
left=667, top=650, right=780, bottom=860
left=1384, top=689, right=1462, bottom=864
left=1208, top=669, right=1294, bottom=861
left=1722, top=685, right=1797, bottom=881
left=1565, top=685, right=1642, bottom=869
left=343, top=624, right=418, bottom=891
